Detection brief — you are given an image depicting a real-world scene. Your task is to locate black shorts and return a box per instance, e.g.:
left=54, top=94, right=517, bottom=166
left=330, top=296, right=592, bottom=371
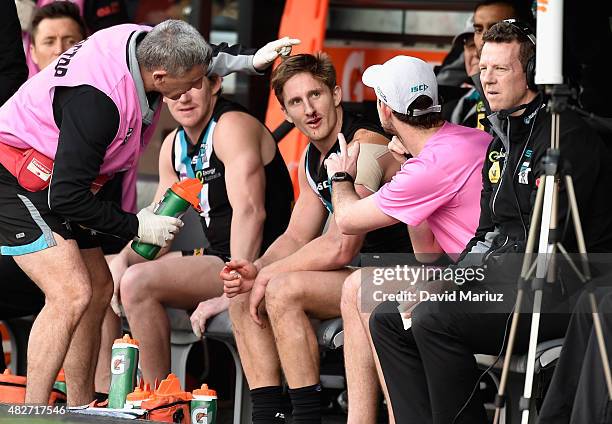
left=181, top=247, right=231, bottom=263
left=0, top=164, right=99, bottom=255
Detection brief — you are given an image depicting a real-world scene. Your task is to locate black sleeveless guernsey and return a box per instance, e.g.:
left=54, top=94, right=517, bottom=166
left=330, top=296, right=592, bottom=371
left=304, top=107, right=411, bottom=253
left=172, top=97, right=293, bottom=256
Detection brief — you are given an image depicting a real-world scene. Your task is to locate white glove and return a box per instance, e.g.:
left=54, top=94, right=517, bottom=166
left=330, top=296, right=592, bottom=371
left=136, top=205, right=183, bottom=247
left=252, top=37, right=301, bottom=71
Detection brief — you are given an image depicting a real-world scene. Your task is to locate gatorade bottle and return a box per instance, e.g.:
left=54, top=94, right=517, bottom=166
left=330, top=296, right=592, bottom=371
left=108, top=334, right=139, bottom=409
left=52, top=369, right=66, bottom=395
left=131, top=178, right=203, bottom=260
left=191, top=384, right=217, bottom=424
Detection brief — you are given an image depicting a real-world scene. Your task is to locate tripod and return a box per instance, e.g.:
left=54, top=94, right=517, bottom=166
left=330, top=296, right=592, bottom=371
left=492, top=86, right=612, bottom=424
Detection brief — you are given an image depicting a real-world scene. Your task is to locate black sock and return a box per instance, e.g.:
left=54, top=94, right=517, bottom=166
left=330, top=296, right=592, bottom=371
left=251, top=385, right=286, bottom=424
left=93, top=392, right=108, bottom=402
left=288, top=383, right=322, bottom=424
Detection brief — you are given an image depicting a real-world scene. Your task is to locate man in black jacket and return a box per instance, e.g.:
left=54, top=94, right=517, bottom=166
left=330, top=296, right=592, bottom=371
left=368, top=21, right=612, bottom=423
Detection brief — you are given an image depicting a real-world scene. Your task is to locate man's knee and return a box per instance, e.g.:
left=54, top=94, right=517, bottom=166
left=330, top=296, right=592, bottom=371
left=410, top=301, right=448, bottom=340
left=47, top=278, right=92, bottom=319
left=341, top=270, right=362, bottom=315
left=265, top=273, right=303, bottom=315
left=120, top=263, right=155, bottom=307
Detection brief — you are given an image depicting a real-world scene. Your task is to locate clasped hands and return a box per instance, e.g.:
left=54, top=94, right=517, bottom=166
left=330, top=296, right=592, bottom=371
left=220, top=259, right=269, bottom=326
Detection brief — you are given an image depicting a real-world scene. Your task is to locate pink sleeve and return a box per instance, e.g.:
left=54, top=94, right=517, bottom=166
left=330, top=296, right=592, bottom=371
left=373, top=158, right=458, bottom=226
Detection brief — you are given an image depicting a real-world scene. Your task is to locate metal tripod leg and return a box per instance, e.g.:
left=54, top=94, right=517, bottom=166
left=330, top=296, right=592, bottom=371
left=519, top=168, right=557, bottom=424
left=492, top=172, right=546, bottom=424
left=565, top=175, right=612, bottom=400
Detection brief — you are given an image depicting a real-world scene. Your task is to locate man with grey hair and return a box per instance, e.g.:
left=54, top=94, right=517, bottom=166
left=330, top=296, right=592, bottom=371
left=0, top=19, right=297, bottom=405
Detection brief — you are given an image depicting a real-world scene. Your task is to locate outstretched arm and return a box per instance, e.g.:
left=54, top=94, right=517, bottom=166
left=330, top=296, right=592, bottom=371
left=209, top=37, right=300, bottom=75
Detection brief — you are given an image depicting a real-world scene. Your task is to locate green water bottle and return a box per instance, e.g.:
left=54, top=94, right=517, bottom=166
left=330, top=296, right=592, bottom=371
left=131, top=178, right=203, bottom=260
left=191, top=384, right=217, bottom=424
left=108, top=334, right=139, bottom=409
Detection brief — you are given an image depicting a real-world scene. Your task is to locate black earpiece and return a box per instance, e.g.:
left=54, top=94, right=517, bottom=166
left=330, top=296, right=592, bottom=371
left=503, top=19, right=537, bottom=91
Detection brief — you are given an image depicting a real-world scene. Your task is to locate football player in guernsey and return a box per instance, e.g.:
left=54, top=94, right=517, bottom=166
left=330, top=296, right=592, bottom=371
left=101, top=74, right=293, bottom=385
left=221, top=53, right=412, bottom=424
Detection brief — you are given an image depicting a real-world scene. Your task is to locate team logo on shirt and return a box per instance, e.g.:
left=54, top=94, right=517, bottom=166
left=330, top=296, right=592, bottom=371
left=488, top=150, right=505, bottom=184
left=517, top=149, right=533, bottom=185
left=195, top=167, right=221, bottom=184
left=518, top=162, right=531, bottom=184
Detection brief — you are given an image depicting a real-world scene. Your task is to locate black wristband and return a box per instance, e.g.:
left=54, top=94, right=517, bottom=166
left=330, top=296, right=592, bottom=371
left=330, top=171, right=355, bottom=183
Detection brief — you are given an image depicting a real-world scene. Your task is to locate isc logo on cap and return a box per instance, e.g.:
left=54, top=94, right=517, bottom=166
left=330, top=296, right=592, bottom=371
left=410, top=84, right=428, bottom=93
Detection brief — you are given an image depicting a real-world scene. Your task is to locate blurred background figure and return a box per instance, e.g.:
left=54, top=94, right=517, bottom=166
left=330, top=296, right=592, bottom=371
left=1, top=1, right=28, bottom=105
left=17, top=0, right=128, bottom=78
left=28, top=1, right=86, bottom=74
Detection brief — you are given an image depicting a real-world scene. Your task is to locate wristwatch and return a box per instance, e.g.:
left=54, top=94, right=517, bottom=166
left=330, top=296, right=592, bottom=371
left=330, top=172, right=355, bottom=184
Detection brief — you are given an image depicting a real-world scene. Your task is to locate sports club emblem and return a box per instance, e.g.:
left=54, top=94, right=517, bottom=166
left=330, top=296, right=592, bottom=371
left=518, top=161, right=531, bottom=184
left=488, top=150, right=504, bottom=184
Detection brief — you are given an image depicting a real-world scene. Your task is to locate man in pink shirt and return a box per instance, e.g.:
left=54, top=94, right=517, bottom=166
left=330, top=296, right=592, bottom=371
left=325, top=55, right=491, bottom=423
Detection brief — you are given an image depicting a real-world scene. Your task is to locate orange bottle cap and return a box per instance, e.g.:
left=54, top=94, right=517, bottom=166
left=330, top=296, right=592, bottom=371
left=171, top=178, right=203, bottom=212
left=193, top=384, right=217, bottom=397
left=126, top=385, right=153, bottom=401
left=56, top=369, right=65, bottom=382
left=113, top=333, right=139, bottom=346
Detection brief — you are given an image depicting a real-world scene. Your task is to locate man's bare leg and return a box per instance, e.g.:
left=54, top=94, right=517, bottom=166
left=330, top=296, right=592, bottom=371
left=228, top=293, right=282, bottom=388
left=94, top=252, right=127, bottom=393
left=120, top=253, right=224, bottom=383
left=341, top=269, right=379, bottom=424
left=265, top=269, right=350, bottom=388
left=95, top=305, right=121, bottom=393
left=13, top=235, right=92, bottom=405
left=61, top=247, right=113, bottom=405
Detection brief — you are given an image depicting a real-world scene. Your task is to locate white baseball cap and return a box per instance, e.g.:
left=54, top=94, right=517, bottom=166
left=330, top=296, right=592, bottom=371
left=362, top=56, right=441, bottom=116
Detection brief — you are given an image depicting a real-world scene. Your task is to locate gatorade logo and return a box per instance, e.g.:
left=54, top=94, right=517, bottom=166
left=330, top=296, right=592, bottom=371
left=111, top=354, right=126, bottom=374
left=192, top=407, right=208, bottom=424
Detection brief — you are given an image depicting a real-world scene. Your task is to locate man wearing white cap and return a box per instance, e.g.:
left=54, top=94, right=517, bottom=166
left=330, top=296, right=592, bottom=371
left=325, top=55, right=491, bottom=423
